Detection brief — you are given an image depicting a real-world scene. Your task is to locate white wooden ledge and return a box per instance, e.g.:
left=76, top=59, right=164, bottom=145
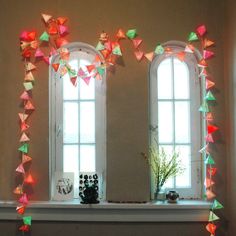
left=0, top=200, right=211, bottom=222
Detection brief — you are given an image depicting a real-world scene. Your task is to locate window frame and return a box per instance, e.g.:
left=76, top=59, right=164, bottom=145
left=49, top=42, right=106, bottom=200
left=149, top=40, right=204, bottom=199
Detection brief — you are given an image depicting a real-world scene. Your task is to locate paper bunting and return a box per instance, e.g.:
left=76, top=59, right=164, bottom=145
left=86, top=65, right=96, bottom=73
left=184, top=44, right=194, bottom=53
left=198, top=59, right=208, bottom=67
left=59, top=48, right=70, bottom=60
left=52, top=63, right=60, bottom=72
left=204, top=178, right=215, bottom=188
left=18, top=193, right=29, bottom=205
left=196, top=25, right=207, bottom=36
left=100, top=49, right=110, bottom=59
left=96, top=41, right=105, bottom=51
left=206, top=223, right=217, bottom=235
left=27, top=31, right=36, bottom=41
left=205, top=112, right=214, bottom=121
left=112, top=45, right=122, bottom=56
left=22, top=154, right=32, bottom=164
left=18, top=143, right=29, bottom=154
left=23, top=82, right=33, bottom=91
left=208, top=125, right=219, bottom=134
left=41, top=13, right=52, bottom=23
left=208, top=211, right=219, bottom=222
left=199, top=102, right=209, bottom=112
left=59, top=25, right=68, bottom=36
left=70, top=76, right=77, bottom=87
left=18, top=113, right=29, bottom=122
left=99, top=32, right=109, bottom=42
left=126, top=29, right=137, bottom=39
left=104, top=41, right=112, bottom=51
left=24, top=72, right=34, bottom=82
left=20, top=31, right=29, bottom=41
left=57, top=17, right=67, bottom=25
left=35, top=48, right=44, bottom=58
left=206, top=133, right=214, bottom=143
left=21, top=49, right=31, bottom=58
left=43, top=56, right=50, bottom=65
left=188, top=32, right=198, bottom=41
left=206, top=189, right=216, bottom=200
left=30, top=40, right=38, bottom=49
left=48, top=24, right=58, bottom=35
left=132, top=38, right=143, bottom=48
left=82, top=76, right=92, bottom=86
left=205, top=155, right=215, bottom=165
left=205, top=91, right=216, bottom=101
left=25, top=62, right=36, bottom=71
left=97, top=66, right=105, bottom=75
left=24, top=174, right=35, bottom=184
left=176, top=51, right=185, bottom=61
left=55, top=38, right=68, bottom=48
left=199, top=144, right=209, bottom=154
left=19, top=132, right=30, bottom=142
left=212, top=199, right=224, bottom=210
left=134, top=50, right=144, bottom=61
left=23, top=216, right=32, bottom=226
left=24, top=101, right=35, bottom=111
left=14, top=185, right=23, bottom=195
left=199, top=68, right=208, bottom=77
left=207, top=167, right=217, bottom=176
left=16, top=205, right=26, bottom=215
left=203, top=50, right=214, bottom=60
left=144, top=52, right=154, bottom=61
left=203, top=38, right=215, bottom=48
left=206, top=79, right=215, bottom=90
left=21, top=122, right=30, bottom=132
left=16, top=164, right=25, bottom=174
left=155, top=44, right=164, bottom=55
left=39, top=31, right=49, bottom=42
left=19, top=225, right=30, bottom=232
left=116, top=29, right=126, bottom=40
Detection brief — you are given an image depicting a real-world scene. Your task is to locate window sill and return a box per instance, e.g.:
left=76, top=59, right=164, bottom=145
left=0, top=200, right=211, bottom=222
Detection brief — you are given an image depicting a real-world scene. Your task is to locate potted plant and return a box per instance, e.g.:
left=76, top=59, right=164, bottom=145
left=141, top=140, right=185, bottom=200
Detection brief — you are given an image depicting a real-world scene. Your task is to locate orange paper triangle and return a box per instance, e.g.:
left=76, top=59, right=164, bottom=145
left=42, top=13, right=52, bottom=23
left=24, top=101, right=35, bottom=110
left=144, top=52, right=154, bottom=61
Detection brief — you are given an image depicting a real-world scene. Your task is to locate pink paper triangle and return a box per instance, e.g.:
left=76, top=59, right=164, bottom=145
left=203, top=50, right=214, bottom=60
left=20, top=91, right=30, bottom=100
left=35, top=48, right=44, bottom=58
left=18, top=113, right=29, bottom=122
left=19, top=132, right=30, bottom=142
left=82, top=76, right=92, bottom=85
left=205, top=133, right=214, bottom=143
left=16, top=164, right=25, bottom=174
left=18, top=193, right=29, bottom=205
left=134, top=50, right=144, bottom=61
left=59, top=25, right=68, bottom=36
left=196, top=25, right=207, bottom=37
left=132, top=38, right=143, bottom=49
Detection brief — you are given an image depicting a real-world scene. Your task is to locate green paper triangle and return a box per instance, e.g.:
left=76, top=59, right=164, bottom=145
left=205, top=91, right=216, bottom=101
left=199, top=102, right=209, bottom=112
left=188, top=32, right=198, bottom=42
left=96, top=41, right=105, bottom=51
left=208, top=211, right=219, bottom=222
left=97, top=66, right=105, bottom=76
left=205, top=155, right=215, bottom=165
left=212, top=199, right=224, bottom=210
left=23, top=216, right=32, bottom=225
left=67, top=67, right=77, bottom=77
left=154, top=44, right=164, bottom=55
left=39, top=31, right=49, bottom=42
left=18, top=143, right=29, bottom=153
left=112, top=46, right=122, bottom=56
left=126, top=29, right=137, bottom=39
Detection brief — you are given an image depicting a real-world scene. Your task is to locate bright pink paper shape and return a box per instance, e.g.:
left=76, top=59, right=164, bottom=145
left=196, top=24, right=207, bottom=36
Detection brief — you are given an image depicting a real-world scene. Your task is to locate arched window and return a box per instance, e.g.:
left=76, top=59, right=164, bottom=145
left=149, top=41, right=202, bottom=199
left=49, top=42, right=106, bottom=199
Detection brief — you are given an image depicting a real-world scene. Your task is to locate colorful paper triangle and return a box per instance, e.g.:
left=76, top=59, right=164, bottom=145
left=208, top=211, right=219, bottom=222
left=19, top=132, right=30, bottom=142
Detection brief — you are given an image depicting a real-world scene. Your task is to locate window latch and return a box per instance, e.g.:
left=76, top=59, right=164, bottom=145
left=56, top=125, right=61, bottom=137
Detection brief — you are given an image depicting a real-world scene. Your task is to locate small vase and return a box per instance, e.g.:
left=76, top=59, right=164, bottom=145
left=166, top=190, right=179, bottom=203
left=154, top=186, right=166, bottom=201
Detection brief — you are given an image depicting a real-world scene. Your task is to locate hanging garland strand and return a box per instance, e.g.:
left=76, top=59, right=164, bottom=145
left=15, top=13, right=222, bottom=235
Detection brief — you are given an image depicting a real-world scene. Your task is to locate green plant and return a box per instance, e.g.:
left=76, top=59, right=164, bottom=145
left=141, top=140, right=185, bottom=193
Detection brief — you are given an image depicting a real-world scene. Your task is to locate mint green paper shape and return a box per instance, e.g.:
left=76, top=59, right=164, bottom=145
left=205, top=91, right=216, bottom=101
left=39, top=31, right=49, bottom=42
left=208, top=211, right=219, bottom=222
left=205, top=155, right=215, bottom=165
left=212, top=199, right=224, bottom=210
left=199, top=102, right=209, bottom=112
left=18, top=143, right=29, bottom=154
left=96, top=41, right=105, bottom=51
left=155, top=44, right=164, bottom=55
left=97, top=66, right=105, bottom=76
left=23, top=216, right=32, bottom=225
left=126, top=29, right=137, bottom=39
left=188, top=32, right=198, bottom=42
left=112, top=46, right=122, bottom=56
left=23, top=82, right=33, bottom=91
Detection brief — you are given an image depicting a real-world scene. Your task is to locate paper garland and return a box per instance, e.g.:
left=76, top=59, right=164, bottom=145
left=16, top=14, right=222, bottom=235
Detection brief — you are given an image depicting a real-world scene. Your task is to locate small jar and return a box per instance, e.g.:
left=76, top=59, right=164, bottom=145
left=166, top=190, right=179, bottom=203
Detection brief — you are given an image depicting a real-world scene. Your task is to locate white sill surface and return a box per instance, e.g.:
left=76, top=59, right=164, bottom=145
left=0, top=200, right=211, bottom=222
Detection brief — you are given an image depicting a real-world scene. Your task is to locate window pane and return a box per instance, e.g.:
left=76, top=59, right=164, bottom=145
left=158, top=102, right=173, bottom=143
left=175, top=101, right=190, bottom=143
left=176, top=145, right=191, bottom=188
left=173, top=58, right=189, bottom=99
left=63, top=102, right=79, bottom=143
left=157, top=58, right=173, bottom=99
left=80, top=145, right=95, bottom=172
left=80, top=102, right=95, bottom=143
left=80, top=77, right=95, bottom=100
left=63, top=60, right=79, bottom=100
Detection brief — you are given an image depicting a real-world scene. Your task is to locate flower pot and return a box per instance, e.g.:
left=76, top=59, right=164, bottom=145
left=166, top=190, right=179, bottom=203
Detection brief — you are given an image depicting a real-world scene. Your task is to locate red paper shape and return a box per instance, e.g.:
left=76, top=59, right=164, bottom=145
left=204, top=178, right=215, bottom=188
left=57, top=17, right=68, bottom=25
left=16, top=205, right=26, bottom=215
left=48, top=23, right=58, bottom=34
left=86, top=65, right=96, bottom=73
left=104, top=41, right=112, bottom=52
left=24, top=101, right=35, bottom=110
left=134, top=50, right=144, bottom=61
left=203, top=50, right=214, bottom=60
left=207, top=167, right=217, bottom=176
left=20, top=31, right=29, bottom=41
left=43, top=56, right=50, bottom=65
left=19, top=225, right=30, bottom=232
left=208, top=125, right=219, bottom=134
left=196, top=24, right=207, bottom=36
left=198, top=59, right=208, bottom=67
left=100, top=49, right=110, bottom=59
left=206, top=223, right=217, bottom=235
left=55, top=38, right=68, bottom=48
left=18, top=193, right=29, bottom=205
left=177, top=51, right=185, bottom=61
left=20, top=91, right=30, bottom=100
left=24, top=174, right=35, bottom=184
left=132, top=38, right=143, bottom=49
left=21, top=122, right=30, bottom=132
left=27, top=31, right=36, bottom=41
left=116, top=29, right=126, bottom=40
left=52, top=63, right=60, bottom=72
left=70, top=76, right=77, bottom=87
left=22, top=49, right=31, bottom=58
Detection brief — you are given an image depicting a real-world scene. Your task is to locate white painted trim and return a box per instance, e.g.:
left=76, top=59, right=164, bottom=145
left=0, top=200, right=211, bottom=222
